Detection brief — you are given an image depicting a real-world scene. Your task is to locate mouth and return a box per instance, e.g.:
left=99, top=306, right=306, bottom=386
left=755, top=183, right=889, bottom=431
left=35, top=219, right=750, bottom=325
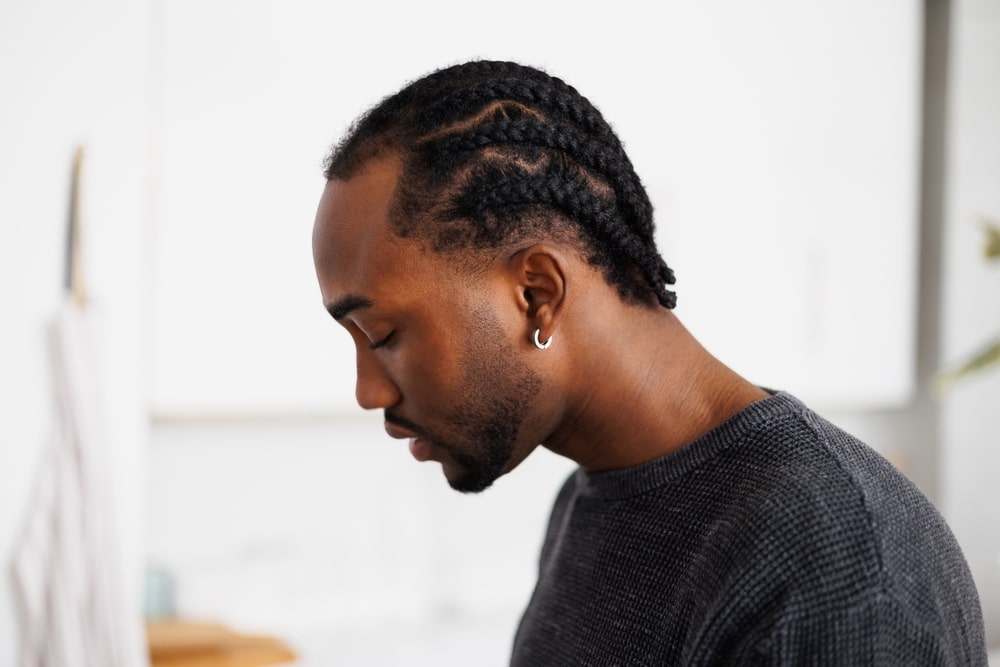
left=384, top=421, right=419, bottom=440
left=408, top=436, right=435, bottom=462
left=384, top=418, right=437, bottom=463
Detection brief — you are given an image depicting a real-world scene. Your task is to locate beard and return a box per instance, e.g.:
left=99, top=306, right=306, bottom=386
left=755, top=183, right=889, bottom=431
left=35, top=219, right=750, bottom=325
left=391, top=304, right=543, bottom=493
left=440, top=306, right=543, bottom=492
left=439, top=367, right=539, bottom=492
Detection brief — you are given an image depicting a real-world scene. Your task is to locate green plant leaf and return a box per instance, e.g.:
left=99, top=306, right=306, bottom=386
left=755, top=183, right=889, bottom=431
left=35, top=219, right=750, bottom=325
left=983, top=217, right=1000, bottom=260
left=936, top=215, right=999, bottom=394
left=937, top=335, right=1000, bottom=392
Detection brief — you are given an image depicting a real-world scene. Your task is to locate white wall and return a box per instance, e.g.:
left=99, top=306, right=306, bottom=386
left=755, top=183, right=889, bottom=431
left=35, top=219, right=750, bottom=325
left=940, top=0, right=1000, bottom=647
left=149, top=0, right=923, bottom=418
left=0, top=1, right=153, bottom=664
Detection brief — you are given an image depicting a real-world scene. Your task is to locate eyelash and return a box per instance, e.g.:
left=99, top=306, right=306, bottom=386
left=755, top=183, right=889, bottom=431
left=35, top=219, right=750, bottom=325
left=369, top=331, right=395, bottom=350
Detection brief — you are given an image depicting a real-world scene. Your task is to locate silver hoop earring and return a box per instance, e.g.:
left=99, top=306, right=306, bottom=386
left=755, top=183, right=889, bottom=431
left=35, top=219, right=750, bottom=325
left=533, top=328, right=552, bottom=350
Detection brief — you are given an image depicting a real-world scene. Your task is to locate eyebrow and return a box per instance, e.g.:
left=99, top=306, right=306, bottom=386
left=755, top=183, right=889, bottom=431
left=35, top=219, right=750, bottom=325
left=327, top=295, right=375, bottom=321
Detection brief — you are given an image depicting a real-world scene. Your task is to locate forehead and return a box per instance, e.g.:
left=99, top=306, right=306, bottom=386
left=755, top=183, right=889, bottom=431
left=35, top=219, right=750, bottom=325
left=312, top=157, right=449, bottom=311
left=313, top=155, right=398, bottom=268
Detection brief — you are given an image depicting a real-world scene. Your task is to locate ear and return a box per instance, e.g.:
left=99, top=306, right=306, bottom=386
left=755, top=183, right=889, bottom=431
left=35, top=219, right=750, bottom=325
left=506, top=244, right=567, bottom=345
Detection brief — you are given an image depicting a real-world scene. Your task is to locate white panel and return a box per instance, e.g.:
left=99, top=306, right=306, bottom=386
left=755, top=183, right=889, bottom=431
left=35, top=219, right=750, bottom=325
left=631, top=1, right=923, bottom=409
left=151, top=0, right=921, bottom=416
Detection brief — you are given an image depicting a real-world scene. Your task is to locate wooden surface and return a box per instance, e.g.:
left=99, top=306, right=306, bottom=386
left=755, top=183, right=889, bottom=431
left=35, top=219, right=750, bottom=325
left=148, top=620, right=295, bottom=667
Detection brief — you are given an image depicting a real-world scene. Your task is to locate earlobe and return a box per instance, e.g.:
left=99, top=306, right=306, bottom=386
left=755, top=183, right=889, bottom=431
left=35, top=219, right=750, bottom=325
left=533, top=328, right=553, bottom=350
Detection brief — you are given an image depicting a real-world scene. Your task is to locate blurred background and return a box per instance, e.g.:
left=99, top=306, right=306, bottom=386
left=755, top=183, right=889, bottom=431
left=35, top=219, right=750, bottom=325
left=2, top=0, right=999, bottom=664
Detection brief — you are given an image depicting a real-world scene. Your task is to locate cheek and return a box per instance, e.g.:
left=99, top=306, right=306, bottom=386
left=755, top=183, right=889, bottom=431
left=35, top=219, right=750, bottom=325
left=397, top=292, right=502, bottom=403
left=394, top=338, right=462, bottom=403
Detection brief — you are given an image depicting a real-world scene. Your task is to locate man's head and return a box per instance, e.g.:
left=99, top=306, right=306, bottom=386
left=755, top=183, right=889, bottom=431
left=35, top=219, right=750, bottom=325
left=323, top=60, right=676, bottom=309
left=313, top=61, right=676, bottom=491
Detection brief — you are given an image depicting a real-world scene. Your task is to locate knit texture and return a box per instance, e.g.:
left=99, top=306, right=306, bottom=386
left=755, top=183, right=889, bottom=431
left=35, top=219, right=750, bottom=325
left=511, top=392, right=987, bottom=666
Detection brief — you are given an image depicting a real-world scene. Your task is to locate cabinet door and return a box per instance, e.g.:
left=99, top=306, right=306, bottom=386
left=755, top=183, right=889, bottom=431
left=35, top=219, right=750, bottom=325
left=151, top=0, right=921, bottom=417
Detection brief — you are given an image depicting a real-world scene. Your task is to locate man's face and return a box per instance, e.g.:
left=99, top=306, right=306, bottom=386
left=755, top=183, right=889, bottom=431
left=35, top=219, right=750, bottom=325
left=312, top=157, right=542, bottom=492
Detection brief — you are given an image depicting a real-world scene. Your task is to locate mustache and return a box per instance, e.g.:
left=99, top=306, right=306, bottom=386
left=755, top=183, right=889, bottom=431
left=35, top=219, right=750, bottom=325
left=385, top=410, right=427, bottom=438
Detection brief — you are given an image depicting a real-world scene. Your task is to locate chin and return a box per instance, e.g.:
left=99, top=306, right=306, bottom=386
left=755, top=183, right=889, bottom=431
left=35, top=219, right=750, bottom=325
left=449, top=477, right=495, bottom=494
left=443, top=462, right=503, bottom=494
left=445, top=469, right=497, bottom=494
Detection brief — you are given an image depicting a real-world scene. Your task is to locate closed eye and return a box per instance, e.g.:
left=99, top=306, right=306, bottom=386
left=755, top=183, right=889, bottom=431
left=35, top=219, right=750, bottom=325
left=369, top=331, right=395, bottom=350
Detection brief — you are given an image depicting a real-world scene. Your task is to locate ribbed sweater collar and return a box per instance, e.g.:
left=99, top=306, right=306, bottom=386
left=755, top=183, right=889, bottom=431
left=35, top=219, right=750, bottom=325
left=573, top=391, right=803, bottom=501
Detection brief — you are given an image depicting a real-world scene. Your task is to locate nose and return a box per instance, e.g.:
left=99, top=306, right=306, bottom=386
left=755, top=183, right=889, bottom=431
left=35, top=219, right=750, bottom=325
left=355, top=348, right=401, bottom=410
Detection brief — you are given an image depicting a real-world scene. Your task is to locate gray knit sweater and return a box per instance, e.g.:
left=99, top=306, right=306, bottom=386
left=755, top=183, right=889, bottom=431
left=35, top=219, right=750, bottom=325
left=511, top=392, right=987, bottom=665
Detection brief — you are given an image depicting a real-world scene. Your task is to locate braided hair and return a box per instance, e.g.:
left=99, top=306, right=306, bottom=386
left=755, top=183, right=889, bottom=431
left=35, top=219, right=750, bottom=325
left=324, top=60, right=677, bottom=309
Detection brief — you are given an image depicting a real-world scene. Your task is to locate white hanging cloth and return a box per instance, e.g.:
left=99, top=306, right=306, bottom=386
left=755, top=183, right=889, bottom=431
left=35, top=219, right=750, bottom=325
left=10, top=146, right=147, bottom=666
left=11, top=300, right=147, bottom=667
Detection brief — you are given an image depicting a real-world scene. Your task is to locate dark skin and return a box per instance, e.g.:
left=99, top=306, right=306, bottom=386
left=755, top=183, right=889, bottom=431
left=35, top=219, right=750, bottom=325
left=312, top=154, right=768, bottom=487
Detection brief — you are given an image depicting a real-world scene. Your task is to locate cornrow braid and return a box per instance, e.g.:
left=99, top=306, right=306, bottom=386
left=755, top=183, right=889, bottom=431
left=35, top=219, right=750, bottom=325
left=416, top=78, right=655, bottom=235
left=425, top=119, right=655, bottom=242
left=324, top=60, right=677, bottom=309
left=416, top=79, right=610, bottom=137
left=446, top=161, right=674, bottom=307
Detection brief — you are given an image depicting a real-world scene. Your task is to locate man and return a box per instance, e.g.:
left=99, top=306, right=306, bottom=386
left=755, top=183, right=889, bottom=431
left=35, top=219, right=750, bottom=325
left=312, top=61, right=987, bottom=665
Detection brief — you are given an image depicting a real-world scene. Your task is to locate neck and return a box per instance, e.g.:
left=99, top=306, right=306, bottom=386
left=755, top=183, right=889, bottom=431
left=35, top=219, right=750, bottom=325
left=545, top=308, right=767, bottom=472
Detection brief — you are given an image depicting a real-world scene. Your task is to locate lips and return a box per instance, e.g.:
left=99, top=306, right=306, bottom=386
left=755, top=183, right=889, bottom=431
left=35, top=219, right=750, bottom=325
left=408, top=437, right=435, bottom=462
left=384, top=421, right=419, bottom=440
left=384, top=420, right=437, bottom=462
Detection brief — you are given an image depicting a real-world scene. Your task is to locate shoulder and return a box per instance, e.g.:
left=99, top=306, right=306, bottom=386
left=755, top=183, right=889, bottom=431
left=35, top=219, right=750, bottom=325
left=711, top=394, right=965, bottom=597
left=696, top=393, right=986, bottom=663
